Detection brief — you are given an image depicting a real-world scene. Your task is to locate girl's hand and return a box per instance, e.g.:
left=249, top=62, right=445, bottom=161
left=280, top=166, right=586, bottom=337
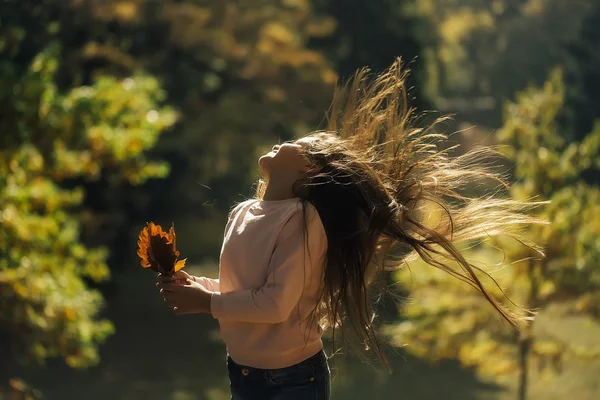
left=156, top=270, right=193, bottom=286
left=157, top=278, right=212, bottom=315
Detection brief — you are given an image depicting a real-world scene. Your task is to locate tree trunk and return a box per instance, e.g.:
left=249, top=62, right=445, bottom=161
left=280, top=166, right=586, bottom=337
left=518, top=330, right=532, bottom=400
left=518, top=258, right=539, bottom=400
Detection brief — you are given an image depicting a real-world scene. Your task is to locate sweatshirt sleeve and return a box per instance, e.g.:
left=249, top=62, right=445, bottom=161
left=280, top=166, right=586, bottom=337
left=194, top=277, right=220, bottom=292
left=210, top=204, right=327, bottom=324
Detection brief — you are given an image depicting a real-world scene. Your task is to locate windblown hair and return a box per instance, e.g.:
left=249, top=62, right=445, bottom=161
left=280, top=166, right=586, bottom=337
left=256, top=59, right=542, bottom=371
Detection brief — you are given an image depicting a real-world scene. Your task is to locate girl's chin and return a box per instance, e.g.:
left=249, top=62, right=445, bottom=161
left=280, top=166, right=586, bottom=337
left=258, top=156, right=272, bottom=176
left=259, top=153, right=275, bottom=162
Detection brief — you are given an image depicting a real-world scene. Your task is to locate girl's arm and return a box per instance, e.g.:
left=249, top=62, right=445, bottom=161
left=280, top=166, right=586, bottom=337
left=210, top=207, right=326, bottom=324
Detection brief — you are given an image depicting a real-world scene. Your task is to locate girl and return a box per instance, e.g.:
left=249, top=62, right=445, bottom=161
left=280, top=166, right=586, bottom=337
left=156, top=60, right=541, bottom=400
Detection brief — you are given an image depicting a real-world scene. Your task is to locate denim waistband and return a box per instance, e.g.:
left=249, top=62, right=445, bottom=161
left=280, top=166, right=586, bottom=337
left=227, top=348, right=327, bottom=371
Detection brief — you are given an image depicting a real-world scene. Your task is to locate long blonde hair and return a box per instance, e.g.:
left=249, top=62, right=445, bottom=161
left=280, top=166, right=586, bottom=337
left=256, top=59, right=543, bottom=370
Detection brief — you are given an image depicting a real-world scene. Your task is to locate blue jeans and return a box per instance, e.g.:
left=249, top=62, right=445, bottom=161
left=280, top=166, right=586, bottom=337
left=227, top=350, right=331, bottom=400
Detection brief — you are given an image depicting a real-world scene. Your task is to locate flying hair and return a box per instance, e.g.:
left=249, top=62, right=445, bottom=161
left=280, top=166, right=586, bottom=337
left=256, top=59, right=545, bottom=371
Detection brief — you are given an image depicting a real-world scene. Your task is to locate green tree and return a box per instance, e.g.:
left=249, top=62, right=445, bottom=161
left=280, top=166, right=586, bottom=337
left=1, top=0, right=426, bottom=262
left=385, top=70, right=600, bottom=399
left=4, top=0, right=339, bottom=259
left=0, top=32, right=176, bottom=392
left=562, top=2, right=600, bottom=142
left=411, top=0, right=594, bottom=125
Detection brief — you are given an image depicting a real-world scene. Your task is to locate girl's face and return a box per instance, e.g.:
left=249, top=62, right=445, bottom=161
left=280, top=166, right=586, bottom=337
left=258, top=137, right=314, bottom=182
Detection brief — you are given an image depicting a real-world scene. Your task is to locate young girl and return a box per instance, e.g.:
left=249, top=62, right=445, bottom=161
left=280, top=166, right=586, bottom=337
left=156, top=60, right=541, bottom=400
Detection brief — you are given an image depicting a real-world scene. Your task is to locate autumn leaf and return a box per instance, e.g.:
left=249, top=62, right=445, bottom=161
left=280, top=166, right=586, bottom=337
left=137, top=222, right=186, bottom=275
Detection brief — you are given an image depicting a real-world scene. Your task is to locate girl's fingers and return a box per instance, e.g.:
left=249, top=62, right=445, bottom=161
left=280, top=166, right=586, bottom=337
left=165, top=299, right=176, bottom=307
left=163, top=293, right=177, bottom=305
left=158, top=283, right=176, bottom=291
left=174, top=271, right=189, bottom=279
left=156, top=280, right=180, bottom=288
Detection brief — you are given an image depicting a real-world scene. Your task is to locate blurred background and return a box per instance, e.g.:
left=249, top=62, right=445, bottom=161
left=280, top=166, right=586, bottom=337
left=1, top=0, right=599, bottom=399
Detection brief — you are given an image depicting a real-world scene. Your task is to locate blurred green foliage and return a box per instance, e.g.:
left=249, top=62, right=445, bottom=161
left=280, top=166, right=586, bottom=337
left=413, top=0, right=600, bottom=137
left=0, top=24, right=176, bottom=376
left=2, top=0, right=600, bottom=399
left=500, top=70, right=600, bottom=293
left=0, top=0, right=344, bottom=260
left=1, top=0, right=423, bottom=395
left=386, top=70, right=600, bottom=393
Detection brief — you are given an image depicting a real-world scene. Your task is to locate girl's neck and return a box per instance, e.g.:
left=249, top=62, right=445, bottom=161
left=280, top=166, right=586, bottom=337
left=262, top=180, right=295, bottom=201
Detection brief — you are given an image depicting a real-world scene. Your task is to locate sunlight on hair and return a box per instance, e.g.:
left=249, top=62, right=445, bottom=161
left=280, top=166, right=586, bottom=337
left=256, top=59, right=546, bottom=372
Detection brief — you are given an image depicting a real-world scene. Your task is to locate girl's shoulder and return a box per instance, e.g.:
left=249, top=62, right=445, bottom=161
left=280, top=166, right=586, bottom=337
left=227, top=199, right=255, bottom=219
left=282, top=200, right=325, bottom=237
left=270, top=199, right=321, bottom=223
left=227, top=198, right=321, bottom=227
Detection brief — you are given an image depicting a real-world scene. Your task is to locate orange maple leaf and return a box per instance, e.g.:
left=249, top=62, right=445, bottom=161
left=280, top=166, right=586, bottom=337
left=137, top=222, right=186, bottom=275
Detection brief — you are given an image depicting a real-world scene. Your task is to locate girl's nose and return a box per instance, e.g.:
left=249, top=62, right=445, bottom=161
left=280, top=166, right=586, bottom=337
left=272, top=145, right=280, bottom=151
